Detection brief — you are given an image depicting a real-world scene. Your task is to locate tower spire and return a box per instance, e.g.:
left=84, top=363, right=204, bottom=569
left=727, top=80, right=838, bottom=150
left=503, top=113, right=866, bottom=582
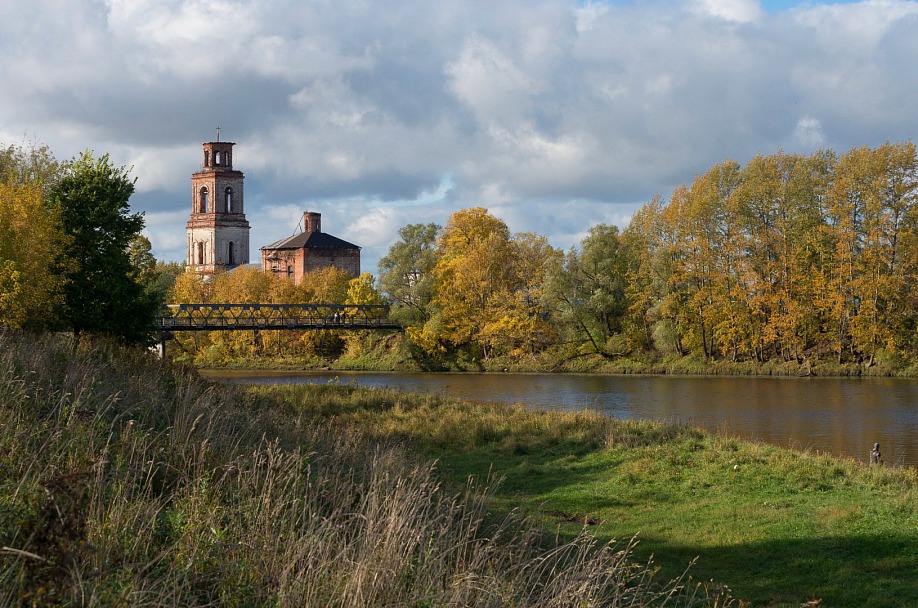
left=216, top=126, right=221, bottom=142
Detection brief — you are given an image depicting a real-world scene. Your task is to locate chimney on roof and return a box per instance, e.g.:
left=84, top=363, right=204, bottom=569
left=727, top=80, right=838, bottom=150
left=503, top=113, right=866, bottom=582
left=303, top=211, right=321, bottom=233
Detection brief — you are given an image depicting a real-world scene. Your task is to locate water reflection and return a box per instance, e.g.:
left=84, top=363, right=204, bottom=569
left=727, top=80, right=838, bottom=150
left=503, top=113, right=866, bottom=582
left=204, top=371, right=918, bottom=467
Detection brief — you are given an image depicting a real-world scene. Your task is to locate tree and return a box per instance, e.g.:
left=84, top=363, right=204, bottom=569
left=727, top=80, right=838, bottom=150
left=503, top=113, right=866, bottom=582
left=147, top=260, right=187, bottom=306
left=428, top=208, right=514, bottom=357
left=822, top=143, right=918, bottom=364
left=735, top=150, right=834, bottom=362
left=623, top=196, right=681, bottom=354
left=479, top=232, right=559, bottom=357
left=1, top=142, right=70, bottom=331
left=0, top=141, right=65, bottom=189
left=50, top=151, right=159, bottom=344
left=128, top=235, right=157, bottom=287
left=0, top=182, right=70, bottom=330
left=346, top=272, right=387, bottom=307
left=378, top=223, right=439, bottom=324
left=293, top=267, right=351, bottom=304
left=545, top=224, right=629, bottom=356
left=416, top=208, right=559, bottom=359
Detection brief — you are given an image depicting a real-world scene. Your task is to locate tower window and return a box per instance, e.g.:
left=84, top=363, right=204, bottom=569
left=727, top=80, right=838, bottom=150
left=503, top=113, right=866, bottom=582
left=225, top=187, right=234, bottom=213
left=204, top=151, right=210, bottom=167
left=197, top=242, right=205, bottom=265
left=199, top=187, right=208, bottom=213
left=215, top=151, right=222, bottom=165
left=228, top=241, right=235, bottom=265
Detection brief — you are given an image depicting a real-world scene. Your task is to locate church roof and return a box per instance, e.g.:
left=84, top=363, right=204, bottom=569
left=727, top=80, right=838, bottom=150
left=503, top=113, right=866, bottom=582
left=261, top=230, right=360, bottom=251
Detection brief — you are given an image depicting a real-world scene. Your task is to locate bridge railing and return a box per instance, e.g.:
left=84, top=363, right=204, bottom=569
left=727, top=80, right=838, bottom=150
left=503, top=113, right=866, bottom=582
left=159, top=303, right=398, bottom=331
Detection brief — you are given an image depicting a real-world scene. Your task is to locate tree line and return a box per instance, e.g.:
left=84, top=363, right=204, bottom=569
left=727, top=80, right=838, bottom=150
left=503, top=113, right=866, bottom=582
left=379, top=142, right=918, bottom=369
left=5, top=140, right=917, bottom=371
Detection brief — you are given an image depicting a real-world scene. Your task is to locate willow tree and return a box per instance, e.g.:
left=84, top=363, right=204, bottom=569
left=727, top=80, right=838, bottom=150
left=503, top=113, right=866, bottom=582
left=545, top=224, right=629, bottom=356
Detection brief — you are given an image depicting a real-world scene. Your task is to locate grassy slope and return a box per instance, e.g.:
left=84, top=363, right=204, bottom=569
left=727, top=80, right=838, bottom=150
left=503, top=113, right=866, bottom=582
left=252, top=384, right=918, bottom=608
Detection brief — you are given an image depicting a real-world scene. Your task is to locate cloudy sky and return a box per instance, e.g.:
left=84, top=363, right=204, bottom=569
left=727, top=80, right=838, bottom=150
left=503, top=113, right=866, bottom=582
left=2, top=0, right=917, bottom=272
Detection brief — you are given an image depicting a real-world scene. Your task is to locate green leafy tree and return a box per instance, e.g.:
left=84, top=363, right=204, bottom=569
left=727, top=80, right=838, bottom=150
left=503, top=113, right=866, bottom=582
left=147, top=260, right=186, bottom=306
left=545, top=224, right=629, bottom=357
left=378, top=223, right=439, bottom=324
left=128, top=235, right=157, bottom=286
left=50, top=151, right=159, bottom=344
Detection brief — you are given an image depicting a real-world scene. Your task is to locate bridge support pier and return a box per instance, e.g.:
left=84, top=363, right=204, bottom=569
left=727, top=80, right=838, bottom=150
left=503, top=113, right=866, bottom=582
left=158, top=331, right=172, bottom=360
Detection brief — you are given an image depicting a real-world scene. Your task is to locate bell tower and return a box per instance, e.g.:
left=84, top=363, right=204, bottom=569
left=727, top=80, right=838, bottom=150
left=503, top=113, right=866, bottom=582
left=186, top=134, right=250, bottom=274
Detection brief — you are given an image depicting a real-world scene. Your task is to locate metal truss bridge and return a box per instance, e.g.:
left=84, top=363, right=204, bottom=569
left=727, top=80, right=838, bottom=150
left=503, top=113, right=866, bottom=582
left=157, top=303, right=401, bottom=355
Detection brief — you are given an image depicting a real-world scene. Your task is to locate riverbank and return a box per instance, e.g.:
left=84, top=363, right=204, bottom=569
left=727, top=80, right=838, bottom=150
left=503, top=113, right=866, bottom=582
left=251, top=382, right=918, bottom=607
left=184, top=331, right=918, bottom=377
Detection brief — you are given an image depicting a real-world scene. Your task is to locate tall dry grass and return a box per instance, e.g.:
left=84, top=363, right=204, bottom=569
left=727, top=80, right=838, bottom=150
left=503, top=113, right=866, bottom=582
left=0, top=331, right=733, bottom=607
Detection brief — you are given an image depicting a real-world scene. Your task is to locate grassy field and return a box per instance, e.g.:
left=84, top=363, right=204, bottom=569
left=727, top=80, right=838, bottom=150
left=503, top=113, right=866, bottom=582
left=250, top=383, right=918, bottom=608
left=1, top=331, right=733, bottom=607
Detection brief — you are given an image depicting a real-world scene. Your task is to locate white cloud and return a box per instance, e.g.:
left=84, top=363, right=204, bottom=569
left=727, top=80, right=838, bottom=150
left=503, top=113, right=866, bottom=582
left=790, top=116, right=827, bottom=149
left=694, top=0, right=764, bottom=23
left=447, top=36, right=542, bottom=126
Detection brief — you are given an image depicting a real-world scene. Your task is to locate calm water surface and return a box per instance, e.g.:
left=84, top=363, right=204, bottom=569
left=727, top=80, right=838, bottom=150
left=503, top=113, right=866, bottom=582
left=203, top=371, right=918, bottom=467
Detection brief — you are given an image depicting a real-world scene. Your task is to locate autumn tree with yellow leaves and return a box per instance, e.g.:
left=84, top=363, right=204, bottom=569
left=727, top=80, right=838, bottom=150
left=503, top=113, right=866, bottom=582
left=392, top=208, right=558, bottom=360
left=623, top=142, right=918, bottom=366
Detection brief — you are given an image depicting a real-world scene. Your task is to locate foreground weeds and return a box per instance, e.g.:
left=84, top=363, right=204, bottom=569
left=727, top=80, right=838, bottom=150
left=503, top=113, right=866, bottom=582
left=0, top=331, right=733, bottom=607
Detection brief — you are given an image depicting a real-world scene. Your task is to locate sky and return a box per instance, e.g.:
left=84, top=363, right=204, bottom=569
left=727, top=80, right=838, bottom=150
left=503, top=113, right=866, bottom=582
left=2, top=0, right=917, bottom=274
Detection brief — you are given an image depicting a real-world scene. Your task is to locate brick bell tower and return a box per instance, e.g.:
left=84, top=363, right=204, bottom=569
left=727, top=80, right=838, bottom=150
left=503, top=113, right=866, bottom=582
left=186, top=132, right=250, bottom=274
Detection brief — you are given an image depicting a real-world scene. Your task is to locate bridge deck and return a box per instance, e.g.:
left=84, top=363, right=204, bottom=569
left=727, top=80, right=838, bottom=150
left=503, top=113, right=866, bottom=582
left=158, top=303, right=401, bottom=332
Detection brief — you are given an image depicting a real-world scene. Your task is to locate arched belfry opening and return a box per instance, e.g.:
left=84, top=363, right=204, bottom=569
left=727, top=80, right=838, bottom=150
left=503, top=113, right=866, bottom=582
left=187, top=135, right=249, bottom=274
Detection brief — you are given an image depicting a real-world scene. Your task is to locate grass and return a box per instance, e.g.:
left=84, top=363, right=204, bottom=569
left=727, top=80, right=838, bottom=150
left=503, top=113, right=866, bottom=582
left=249, top=383, right=918, bottom=608
left=0, top=330, right=733, bottom=607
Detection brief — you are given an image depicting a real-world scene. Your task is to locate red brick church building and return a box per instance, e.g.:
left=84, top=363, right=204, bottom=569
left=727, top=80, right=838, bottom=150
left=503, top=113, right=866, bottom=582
left=260, top=211, right=361, bottom=284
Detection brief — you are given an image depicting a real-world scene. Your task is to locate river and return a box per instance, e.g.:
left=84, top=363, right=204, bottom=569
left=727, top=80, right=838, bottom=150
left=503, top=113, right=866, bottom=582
left=202, top=370, right=918, bottom=467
